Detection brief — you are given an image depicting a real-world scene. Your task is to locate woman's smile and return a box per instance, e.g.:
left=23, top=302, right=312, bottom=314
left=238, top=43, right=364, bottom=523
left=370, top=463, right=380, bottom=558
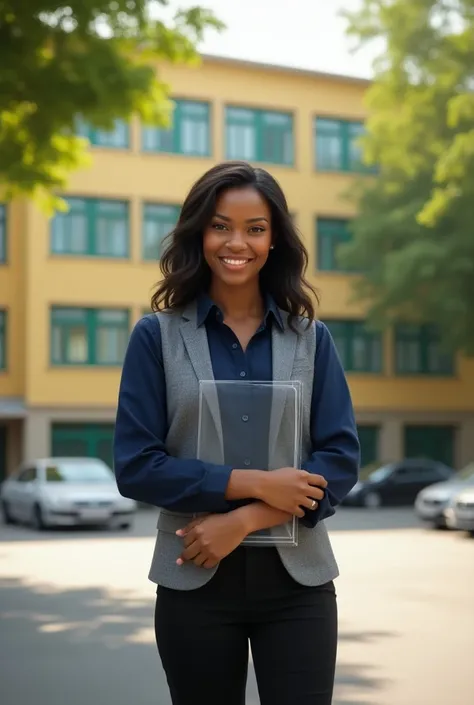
left=218, top=256, right=255, bottom=271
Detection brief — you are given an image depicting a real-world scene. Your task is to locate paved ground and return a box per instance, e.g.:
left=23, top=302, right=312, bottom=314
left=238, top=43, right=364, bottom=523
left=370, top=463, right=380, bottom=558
left=1, top=508, right=473, bottom=705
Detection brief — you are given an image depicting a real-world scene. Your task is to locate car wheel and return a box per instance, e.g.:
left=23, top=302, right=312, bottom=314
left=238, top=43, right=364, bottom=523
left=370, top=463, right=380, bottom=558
left=31, top=503, right=46, bottom=531
left=1, top=500, right=14, bottom=525
left=433, top=520, right=448, bottom=530
left=363, top=491, right=382, bottom=509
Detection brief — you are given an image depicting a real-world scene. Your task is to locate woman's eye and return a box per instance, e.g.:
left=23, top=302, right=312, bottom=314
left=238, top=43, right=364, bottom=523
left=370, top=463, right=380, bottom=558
left=212, top=223, right=227, bottom=231
left=250, top=226, right=265, bottom=233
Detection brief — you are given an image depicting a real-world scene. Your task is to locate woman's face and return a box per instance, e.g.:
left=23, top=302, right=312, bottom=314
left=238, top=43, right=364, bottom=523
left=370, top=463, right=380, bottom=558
left=203, top=186, right=273, bottom=289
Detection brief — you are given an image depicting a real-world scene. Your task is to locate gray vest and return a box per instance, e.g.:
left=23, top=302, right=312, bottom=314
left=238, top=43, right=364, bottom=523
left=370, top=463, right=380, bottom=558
left=148, top=302, right=339, bottom=590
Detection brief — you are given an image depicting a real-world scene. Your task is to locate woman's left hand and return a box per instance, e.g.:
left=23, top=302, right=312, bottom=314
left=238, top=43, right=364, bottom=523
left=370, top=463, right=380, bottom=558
left=176, top=512, right=249, bottom=569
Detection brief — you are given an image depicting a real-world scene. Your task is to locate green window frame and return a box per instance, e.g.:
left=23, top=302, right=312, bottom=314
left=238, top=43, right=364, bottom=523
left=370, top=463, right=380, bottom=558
left=325, top=320, right=383, bottom=373
left=142, top=100, right=211, bottom=156
left=0, top=310, right=6, bottom=370
left=316, top=218, right=354, bottom=271
left=142, top=203, right=180, bottom=260
left=404, top=425, right=455, bottom=467
left=51, top=197, right=129, bottom=258
left=0, top=204, right=6, bottom=263
left=395, top=324, right=454, bottom=375
left=315, top=117, right=373, bottom=173
left=51, top=307, right=129, bottom=366
left=76, top=117, right=129, bottom=148
left=51, top=423, right=115, bottom=468
left=357, top=425, right=380, bottom=467
left=225, top=106, right=294, bottom=165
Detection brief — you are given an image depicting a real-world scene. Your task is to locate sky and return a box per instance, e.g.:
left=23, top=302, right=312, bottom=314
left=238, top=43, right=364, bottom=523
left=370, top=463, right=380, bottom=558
left=166, top=0, right=380, bottom=79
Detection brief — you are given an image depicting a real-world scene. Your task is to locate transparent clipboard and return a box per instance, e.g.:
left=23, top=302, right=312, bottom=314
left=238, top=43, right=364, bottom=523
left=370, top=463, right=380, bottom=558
left=197, top=380, right=302, bottom=546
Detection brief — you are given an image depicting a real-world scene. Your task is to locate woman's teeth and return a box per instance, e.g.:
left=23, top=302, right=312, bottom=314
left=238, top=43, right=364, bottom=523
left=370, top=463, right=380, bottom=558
left=221, top=258, right=249, bottom=265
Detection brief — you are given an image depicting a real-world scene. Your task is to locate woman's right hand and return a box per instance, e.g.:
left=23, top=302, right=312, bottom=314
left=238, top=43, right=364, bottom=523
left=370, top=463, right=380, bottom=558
left=257, top=468, right=328, bottom=517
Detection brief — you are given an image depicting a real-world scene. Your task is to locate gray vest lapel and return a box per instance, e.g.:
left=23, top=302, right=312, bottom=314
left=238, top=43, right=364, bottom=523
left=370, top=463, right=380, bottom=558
left=179, top=303, right=224, bottom=462
left=268, top=314, right=299, bottom=467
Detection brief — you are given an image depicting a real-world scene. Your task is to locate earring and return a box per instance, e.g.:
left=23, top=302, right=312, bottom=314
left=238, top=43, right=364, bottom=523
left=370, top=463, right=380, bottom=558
left=270, top=245, right=274, bottom=250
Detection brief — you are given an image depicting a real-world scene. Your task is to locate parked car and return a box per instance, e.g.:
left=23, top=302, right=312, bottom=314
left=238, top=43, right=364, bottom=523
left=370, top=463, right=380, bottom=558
left=0, top=457, right=136, bottom=530
left=443, top=484, right=474, bottom=536
left=415, top=464, right=474, bottom=528
left=342, top=458, right=455, bottom=508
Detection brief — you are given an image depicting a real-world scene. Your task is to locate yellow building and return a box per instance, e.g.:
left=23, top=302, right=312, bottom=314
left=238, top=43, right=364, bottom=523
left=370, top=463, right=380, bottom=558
left=1, top=54, right=474, bottom=480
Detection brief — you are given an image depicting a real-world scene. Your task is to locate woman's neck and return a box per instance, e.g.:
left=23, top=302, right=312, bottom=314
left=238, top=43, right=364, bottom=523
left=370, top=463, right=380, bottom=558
left=209, top=281, right=264, bottom=321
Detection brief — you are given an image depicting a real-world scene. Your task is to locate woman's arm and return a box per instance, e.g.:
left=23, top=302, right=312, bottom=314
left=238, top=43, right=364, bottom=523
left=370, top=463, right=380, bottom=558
left=234, top=502, right=292, bottom=533
left=114, top=315, right=238, bottom=512
left=300, top=321, right=360, bottom=528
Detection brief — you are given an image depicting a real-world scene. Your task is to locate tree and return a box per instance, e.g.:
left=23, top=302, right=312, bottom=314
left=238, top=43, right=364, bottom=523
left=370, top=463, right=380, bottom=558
left=0, top=1, right=222, bottom=209
left=340, top=0, right=474, bottom=354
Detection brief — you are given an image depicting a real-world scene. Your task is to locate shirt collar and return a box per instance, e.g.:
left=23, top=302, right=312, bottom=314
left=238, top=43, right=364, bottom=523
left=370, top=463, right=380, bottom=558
left=197, top=293, right=284, bottom=331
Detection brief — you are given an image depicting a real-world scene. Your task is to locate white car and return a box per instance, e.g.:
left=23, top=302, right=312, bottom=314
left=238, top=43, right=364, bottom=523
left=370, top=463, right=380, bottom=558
left=444, top=485, right=474, bottom=536
left=0, top=457, right=137, bottom=530
left=415, top=466, right=474, bottom=529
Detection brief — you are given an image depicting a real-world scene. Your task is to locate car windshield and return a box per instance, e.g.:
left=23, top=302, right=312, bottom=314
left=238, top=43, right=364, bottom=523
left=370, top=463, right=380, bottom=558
left=368, top=465, right=394, bottom=482
left=45, top=461, right=114, bottom=483
left=456, top=465, right=474, bottom=484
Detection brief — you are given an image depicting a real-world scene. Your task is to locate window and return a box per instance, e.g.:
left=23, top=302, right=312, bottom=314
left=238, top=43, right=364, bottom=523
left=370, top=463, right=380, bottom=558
left=316, top=218, right=353, bottom=271
left=404, top=426, right=455, bottom=468
left=142, top=100, right=210, bottom=156
left=76, top=117, right=129, bottom=148
left=18, top=466, right=37, bottom=483
left=395, top=324, right=453, bottom=375
left=51, top=197, right=129, bottom=257
left=315, top=117, right=372, bottom=172
left=51, top=308, right=129, bottom=366
left=51, top=423, right=115, bottom=468
left=143, top=203, right=180, bottom=260
left=0, top=204, right=6, bottom=262
left=0, top=310, right=6, bottom=370
left=226, top=107, right=294, bottom=165
left=325, top=320, right=383, bottom=373
left=357, top=425, right=380, bottom=467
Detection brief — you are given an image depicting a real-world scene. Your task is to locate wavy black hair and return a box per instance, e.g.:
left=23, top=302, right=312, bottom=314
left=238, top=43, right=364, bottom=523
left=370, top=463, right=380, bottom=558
left=151, top=161, right=319, bottom=328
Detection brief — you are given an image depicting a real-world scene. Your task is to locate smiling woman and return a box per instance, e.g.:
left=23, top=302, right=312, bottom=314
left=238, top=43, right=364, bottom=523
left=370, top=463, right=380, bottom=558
left=151, top=160, right=318, bottom=331
left=114, top=160, right=360, bottom=705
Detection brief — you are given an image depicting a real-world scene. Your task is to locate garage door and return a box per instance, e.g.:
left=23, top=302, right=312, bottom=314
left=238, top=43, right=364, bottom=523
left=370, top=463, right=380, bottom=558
left=51, top=423, right=115, bottom=469
left=357, top=425, right=380, bottom=467
left=404, top=425, right=455, bottom=468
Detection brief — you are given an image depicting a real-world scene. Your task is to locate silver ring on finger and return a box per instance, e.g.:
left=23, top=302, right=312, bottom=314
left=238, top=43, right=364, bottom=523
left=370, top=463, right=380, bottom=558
left=311, top=499, right=317, bottom=510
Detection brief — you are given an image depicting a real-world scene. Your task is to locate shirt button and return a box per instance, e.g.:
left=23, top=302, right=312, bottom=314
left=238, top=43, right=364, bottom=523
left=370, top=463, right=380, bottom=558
left=241, top=415, right=249, bottom=422
left=244, top=459, right=251, bottom=466
left=239, top=371, right=246, bottom=378
left=232, top=343, right=238, bottom=350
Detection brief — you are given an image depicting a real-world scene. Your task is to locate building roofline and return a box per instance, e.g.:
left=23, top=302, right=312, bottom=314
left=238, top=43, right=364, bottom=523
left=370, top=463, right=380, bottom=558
left=201, top=53, right=371, bottom=86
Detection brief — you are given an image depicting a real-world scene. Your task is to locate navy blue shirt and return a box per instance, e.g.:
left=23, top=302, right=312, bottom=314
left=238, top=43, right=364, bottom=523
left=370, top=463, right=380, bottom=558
left=114, top=296, right=360, bottom=528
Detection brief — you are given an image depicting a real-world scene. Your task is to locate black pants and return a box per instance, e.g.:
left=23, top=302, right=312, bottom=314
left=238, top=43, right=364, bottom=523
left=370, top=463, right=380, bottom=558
left=155, top=546, right=338, bottom=705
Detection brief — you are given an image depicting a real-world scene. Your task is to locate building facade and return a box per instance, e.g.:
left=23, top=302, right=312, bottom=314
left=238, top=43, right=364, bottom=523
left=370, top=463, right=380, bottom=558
left=1, top=55, right=474, bottom=480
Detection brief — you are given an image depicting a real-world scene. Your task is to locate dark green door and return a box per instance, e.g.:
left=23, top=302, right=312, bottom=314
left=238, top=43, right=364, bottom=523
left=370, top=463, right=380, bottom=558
left=357, top=425, right=379, bottom=467
left=404, top=425, right=455, bottom=467
left=0, top=425, right=6, bottom=483
left=51, top=423, right=115, bottom=468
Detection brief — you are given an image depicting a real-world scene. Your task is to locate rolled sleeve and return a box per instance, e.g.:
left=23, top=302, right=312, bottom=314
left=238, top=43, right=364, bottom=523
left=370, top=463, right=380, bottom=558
left=113, top=315, right=233, bottom=513
left=300, top=321, right=360, bottom=528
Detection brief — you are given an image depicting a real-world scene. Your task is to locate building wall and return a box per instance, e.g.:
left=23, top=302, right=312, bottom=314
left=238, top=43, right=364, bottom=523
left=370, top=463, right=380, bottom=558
left=1, top=56, right=474, bottom=471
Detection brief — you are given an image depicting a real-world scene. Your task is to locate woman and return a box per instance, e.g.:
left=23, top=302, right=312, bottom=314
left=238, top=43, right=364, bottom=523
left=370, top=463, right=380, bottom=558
left=114, top=161, right=359, bottom=705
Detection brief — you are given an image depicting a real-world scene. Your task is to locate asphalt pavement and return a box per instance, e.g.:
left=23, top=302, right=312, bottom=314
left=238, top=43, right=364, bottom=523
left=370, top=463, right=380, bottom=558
left=1, top=508, right=473, bottom=705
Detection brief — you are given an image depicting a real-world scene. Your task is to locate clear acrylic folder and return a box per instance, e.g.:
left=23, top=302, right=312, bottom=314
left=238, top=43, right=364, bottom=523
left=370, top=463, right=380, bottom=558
left=197, top=380, right=302, bottom=546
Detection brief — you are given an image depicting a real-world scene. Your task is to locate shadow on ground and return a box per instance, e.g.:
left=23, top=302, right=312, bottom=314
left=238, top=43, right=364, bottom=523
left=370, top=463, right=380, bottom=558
left=0, top=576, right=390, bottom=705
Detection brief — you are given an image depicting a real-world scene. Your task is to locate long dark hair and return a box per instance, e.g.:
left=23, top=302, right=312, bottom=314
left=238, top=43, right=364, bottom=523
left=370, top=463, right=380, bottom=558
left=151, top=161, right=319, bottom=328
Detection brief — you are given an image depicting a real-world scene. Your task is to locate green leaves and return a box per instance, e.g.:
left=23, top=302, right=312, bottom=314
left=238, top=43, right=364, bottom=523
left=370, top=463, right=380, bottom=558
left=0, top=1, right=223, bottom=211
left=340, top=0, right=474, bottom=353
